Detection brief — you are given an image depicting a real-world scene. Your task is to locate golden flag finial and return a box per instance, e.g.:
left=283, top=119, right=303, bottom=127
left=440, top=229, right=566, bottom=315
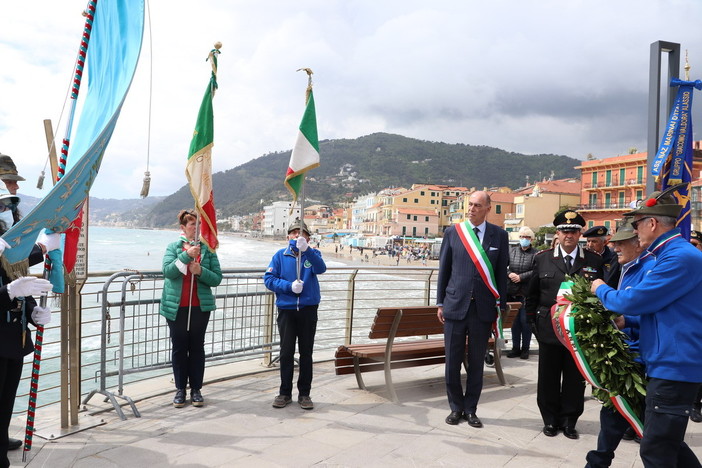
left=297, top=68, right=314, bottom=104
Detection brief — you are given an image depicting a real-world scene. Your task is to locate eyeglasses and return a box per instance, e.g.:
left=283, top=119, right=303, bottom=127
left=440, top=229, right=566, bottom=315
left=631, top=217, right=653, bottom=230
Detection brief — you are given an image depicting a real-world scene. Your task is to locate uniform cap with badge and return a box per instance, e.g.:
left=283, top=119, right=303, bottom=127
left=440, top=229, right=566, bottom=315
left=582, top=225, right=609, bottom=238
left=553, top=210, right=586, bottom=231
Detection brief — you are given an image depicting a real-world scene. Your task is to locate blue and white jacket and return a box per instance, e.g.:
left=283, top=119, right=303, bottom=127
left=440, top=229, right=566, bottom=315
left=264, top=244, right=326, bottom=310
left=595, top=229, right=702, bottom=383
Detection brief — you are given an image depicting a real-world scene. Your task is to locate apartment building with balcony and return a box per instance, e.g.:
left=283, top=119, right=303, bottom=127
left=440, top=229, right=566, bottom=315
left=576, top=143, right=702, bottom=232
left=502, top=179, right=581, bottom=239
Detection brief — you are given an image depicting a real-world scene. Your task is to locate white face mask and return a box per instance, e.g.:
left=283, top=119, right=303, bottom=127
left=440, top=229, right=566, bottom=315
left=0, top=210, right=13, bottom=229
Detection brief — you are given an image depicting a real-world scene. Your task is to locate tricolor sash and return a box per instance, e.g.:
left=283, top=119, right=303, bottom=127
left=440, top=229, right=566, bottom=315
left=552, top=281, right=644, bottom=438
left=455, top=222, right=503, bottom=341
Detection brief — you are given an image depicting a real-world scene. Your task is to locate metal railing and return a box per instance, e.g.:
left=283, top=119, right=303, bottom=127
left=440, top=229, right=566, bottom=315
left=15, top=266, right=437, bottom=420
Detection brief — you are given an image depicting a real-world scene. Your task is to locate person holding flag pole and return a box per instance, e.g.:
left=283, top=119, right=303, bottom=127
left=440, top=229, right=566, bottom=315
left=264, top=69, right=326, bottom=411
left=159, top=43, right=223, bottom=409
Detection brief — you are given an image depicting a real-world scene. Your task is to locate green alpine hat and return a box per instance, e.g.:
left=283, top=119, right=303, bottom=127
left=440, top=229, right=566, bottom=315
left=624, top=183, right=684, bottom=218
left=610, top=220, right=637, bottom=242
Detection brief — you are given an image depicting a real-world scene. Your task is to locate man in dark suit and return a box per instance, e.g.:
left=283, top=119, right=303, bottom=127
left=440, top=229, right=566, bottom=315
left=526, top=210, right=603, bottom=440
left=436, top=191, right=509, bottom=428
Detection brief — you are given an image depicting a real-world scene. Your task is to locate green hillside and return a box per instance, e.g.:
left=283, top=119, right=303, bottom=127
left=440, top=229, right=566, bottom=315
left=142, top=132, right=581, bottom=227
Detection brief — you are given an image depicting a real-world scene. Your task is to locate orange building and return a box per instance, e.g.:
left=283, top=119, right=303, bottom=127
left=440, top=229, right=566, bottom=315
left=576, top=144, right=702, bottom=232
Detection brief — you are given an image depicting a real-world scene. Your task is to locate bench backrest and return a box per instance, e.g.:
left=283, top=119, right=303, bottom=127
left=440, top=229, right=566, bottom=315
left=368, top=307, right=442, bottom=339
left=368, top=302, right=522, bottom=340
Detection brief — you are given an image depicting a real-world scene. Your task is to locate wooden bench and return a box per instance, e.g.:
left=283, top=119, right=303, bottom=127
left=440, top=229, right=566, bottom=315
left=334, top=303, right=521, bottom=402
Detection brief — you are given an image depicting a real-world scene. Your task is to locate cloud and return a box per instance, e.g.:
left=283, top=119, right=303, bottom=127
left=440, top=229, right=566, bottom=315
left=2, top=0, right=702, bottom=201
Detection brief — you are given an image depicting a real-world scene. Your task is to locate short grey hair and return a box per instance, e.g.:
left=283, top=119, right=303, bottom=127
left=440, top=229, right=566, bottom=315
left=652, top=216, right=677, bottom=227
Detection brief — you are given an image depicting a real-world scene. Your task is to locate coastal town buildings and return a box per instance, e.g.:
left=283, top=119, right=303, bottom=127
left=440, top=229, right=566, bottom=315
left=262, top=201, right=301, bottom=236
left=502, top=178, right=581, bottom=239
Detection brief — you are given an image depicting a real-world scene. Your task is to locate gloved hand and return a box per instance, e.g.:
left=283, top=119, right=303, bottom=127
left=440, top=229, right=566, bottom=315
left=0, top=238, right=10, bottom=256
left=296, top=237, right=309, bottom=252
left=7, top=277, right=52, bottom=300
left=291, top=280, right=304, bottom=294
left=36, top=230, right=61, bottom=252
left=31, top=306, right=52, bottom=326
left=288, top=239, right=299, bottom=253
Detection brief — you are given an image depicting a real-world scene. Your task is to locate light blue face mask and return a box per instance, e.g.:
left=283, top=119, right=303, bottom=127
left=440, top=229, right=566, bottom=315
left=519, top=238, right=531, bottom=248
left=0, top=210, right=14, bottom=229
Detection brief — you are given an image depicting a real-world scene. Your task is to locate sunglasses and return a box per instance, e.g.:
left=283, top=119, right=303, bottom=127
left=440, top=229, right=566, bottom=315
left=631, top=217, right=653, bottom=230
left=0, top=200, right=17, bottom=212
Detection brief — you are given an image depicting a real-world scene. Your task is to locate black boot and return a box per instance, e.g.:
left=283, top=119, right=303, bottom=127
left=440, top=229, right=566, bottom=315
left=506, top=349, right=521, bottom=358
left=173, top=388, right=186, bottom=408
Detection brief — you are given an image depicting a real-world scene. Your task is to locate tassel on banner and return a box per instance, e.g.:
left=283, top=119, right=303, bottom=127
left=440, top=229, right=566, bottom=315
left=36, top=170, right=45, bottom=190
left=140, top=171, right=151, bottom=198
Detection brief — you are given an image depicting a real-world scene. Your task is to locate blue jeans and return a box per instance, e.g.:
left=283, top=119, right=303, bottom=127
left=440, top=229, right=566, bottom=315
left=277, top=305, right=318, bottom=397
left=585, top=406, right=634, bottom=467
left=640, top=378, right=701, bottom=468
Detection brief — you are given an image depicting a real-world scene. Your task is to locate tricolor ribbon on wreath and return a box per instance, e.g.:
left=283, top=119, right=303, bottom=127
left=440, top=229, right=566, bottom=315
left=551, top=280, right=644, bottom=438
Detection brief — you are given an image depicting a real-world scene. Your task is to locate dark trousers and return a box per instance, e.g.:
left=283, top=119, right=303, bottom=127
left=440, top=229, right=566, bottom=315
left=640, top=378, right=701, bottom=468
left=277, top=305, right=318, bottom=397
left=443, top=301, right=493, bottom=414
left=167, top=306, right=210, bottom=391
left=585, top=406, right=634, bottom=468
left=536, top=341, right=585, bottom=427
left=0, top=357, right=23, bottom=468
left=508, top=296, right=531, bottom=351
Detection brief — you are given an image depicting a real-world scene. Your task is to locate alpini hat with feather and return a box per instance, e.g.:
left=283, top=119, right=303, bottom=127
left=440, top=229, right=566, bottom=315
left=553, top=209, right=586, bottom=231
left=624, top=183, right=684, bottom=218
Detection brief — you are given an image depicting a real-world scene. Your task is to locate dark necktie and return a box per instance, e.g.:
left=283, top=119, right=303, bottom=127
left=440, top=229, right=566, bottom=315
left=473, top=227, right=480, bottom=237
left=565, top=254, right=573, bottom=272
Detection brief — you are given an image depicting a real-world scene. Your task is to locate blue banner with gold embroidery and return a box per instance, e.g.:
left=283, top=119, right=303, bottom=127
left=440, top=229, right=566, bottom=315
left=1, top=0, right=144, bottom=272
left=650, top=78, right=702, bottom=240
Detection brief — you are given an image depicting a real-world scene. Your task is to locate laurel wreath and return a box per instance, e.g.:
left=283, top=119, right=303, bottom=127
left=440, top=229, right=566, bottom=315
left=563, top=275, right=647, bottom=417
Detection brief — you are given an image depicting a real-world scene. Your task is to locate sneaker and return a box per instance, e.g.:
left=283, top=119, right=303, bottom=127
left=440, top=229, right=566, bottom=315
left=173, top=389, right=186, bottom=408
left=506, top=349, right=521, bottom=358
left=520, top=350, right=530, bottom=360
left=191, top=389, right=204, bottom=407
left=272, top=394, right=292, bottom=408
left=298, top=395, right=314, bottom=410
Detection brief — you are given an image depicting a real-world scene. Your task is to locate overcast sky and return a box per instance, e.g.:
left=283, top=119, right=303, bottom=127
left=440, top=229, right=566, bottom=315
left=2, top=0, right=702, bottom=200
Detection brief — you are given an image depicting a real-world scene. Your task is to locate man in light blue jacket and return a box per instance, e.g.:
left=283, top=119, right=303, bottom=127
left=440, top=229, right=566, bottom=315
left=264, top=221, right=326, bottom=410
left=591, top=189, right=702, bottom=468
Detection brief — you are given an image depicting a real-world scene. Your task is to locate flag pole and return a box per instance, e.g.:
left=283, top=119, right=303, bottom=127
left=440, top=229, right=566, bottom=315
left=186, top=42, right=221, bottom=331
left=295, top=68, right=313, bottom=280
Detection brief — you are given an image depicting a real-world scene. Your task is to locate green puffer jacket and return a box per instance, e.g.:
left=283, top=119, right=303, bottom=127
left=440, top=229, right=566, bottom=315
left=159, top=240, right=223, bottom=320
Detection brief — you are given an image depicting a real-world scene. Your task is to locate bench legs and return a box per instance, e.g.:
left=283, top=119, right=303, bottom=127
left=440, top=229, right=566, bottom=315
left=352, top=356, right=368, bottom=391
left=384, top=354, right=399, bottom=403
left=493, top=346, right=508, bottom=386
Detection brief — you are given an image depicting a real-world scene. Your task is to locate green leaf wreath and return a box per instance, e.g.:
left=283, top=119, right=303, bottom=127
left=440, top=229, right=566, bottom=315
left=562, top=275, right=647, bottom=417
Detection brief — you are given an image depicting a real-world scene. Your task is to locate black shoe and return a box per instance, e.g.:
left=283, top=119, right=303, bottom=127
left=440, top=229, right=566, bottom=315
left=506, top=349, right=521, bottom=358
left=191, top=389, right=204, bottom=407
left=520, top=349, right=530, bottom=359
left=622, top=426, right=636, bottom=440
left=691, top=405, right=702, bottom=423
left=465, top=412, right=483, bottom=428
left=173, top=388, right=186, bottom=408
left=563, top=426, right=579, bottom=439
left=543, top=424, right=558, bottom=437
left=7, top=437, right=22, bottom=450
left=445, top=410, right=463, bottom=425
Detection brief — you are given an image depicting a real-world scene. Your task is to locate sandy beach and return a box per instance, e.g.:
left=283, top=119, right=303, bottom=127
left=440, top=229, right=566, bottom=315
left=316, top=241, right=439, bottom=268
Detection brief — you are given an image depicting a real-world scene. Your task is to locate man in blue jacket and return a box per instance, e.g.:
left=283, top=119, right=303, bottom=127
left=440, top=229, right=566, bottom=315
left=264, top=221, right=326, bottom=410
left=591, top=189, right=702, bottom=468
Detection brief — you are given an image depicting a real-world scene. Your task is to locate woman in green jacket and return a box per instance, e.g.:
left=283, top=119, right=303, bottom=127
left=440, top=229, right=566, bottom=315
left=160, top=210, right=222, bottom=408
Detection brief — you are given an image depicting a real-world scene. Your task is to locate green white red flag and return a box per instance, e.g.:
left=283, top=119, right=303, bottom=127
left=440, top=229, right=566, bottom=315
left=284, top=90, right=319, bottom=203
left=185, top=47, right=220, bottom=251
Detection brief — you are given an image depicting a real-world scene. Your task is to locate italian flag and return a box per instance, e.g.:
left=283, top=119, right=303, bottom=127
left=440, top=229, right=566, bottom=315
left=185, top=81, right=219, bottom=251
left=284, top=90, right=319, bottom=202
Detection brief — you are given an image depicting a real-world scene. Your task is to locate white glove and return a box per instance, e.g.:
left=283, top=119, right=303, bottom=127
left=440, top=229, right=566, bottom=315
left=31, top=306, right=52, bottom=326
left=296, top=237, right=309, bottom=252
left=37, top=230, right=61, bottom=252
left=291, top=280, right=304, bottom=294
left=7, top=277, right=52, bottom=300
left=0, top=238, right=10, bottom=256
